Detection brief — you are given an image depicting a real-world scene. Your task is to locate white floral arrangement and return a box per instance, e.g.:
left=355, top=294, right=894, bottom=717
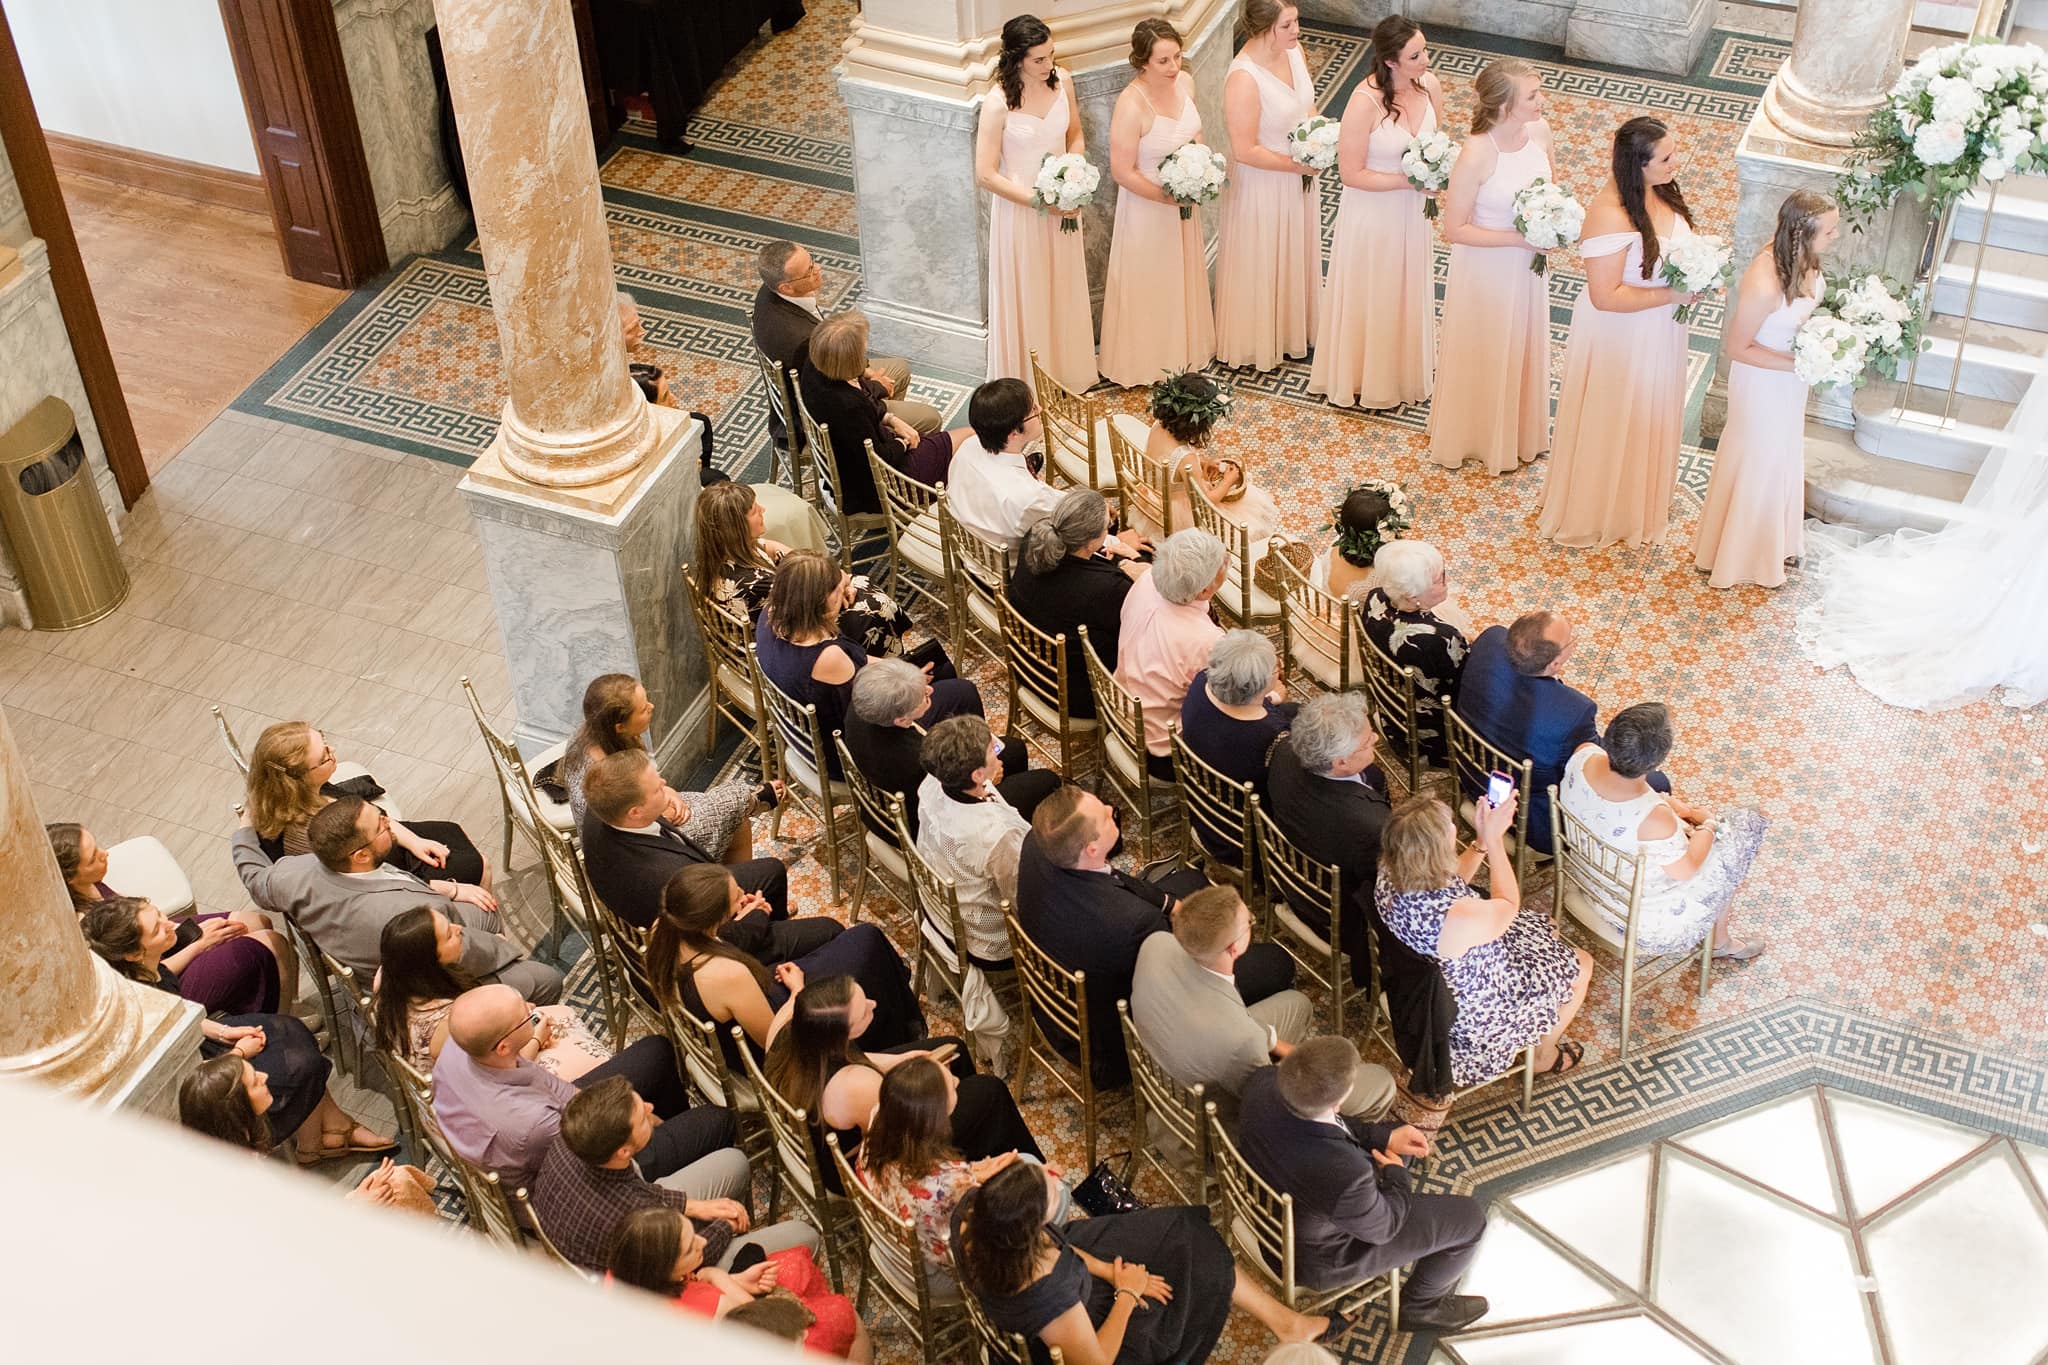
left=1842, top=38, right=2048, bottom=220
left=1399, top=129, right=1459, bottom=219
left=1823, top=272, right=1929, bottom=381
left=1156, top=142, right=1228, bottom=220
left=1033, top=153, right=1101, bottom=233
left=1792, top=312, right=1872, bottom=390
left=1286, top=115, right=1341, bottom=187
left=1657, top=233, right=1733, bottom=325
left=1511, top=177, right=1586, bottom=276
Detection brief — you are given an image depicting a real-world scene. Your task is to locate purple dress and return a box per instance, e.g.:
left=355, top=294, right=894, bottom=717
left=98, top=885, right=281, bottom=1016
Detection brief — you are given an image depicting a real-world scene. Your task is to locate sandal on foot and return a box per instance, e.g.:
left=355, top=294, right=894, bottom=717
left=1714, top=934, right=1768, bottom=961
left=298, top=1126, right=396, bottom=1164
left=1540, top=1040, right=1584, bottom=1076
left=1315, top=1309, right=1356, bottom=1344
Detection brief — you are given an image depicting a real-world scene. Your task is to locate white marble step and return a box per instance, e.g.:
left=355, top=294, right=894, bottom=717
left=1953, top=174, right=2048, bottom=254
left=1805, top=422, right=1974, bottom=536
left=1851, top=381, right=2014, bottom=474
left=1931, top=241, right=2048, bottom=329
left=1910, top=313, right=2048, bottom=402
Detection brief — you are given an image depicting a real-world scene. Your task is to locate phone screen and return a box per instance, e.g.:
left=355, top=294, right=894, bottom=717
left=1485, top=770, right=1513, bottom=807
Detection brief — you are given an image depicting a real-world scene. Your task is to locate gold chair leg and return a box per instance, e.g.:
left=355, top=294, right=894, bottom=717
left=1619, top=971, right=1635, bottom=1061
left=1522, top=1045, right=1536, bottom=1112
left=1389, top=1267, right=1401, bottom=1333
left=1699, top=928, right=1714, bottom=1000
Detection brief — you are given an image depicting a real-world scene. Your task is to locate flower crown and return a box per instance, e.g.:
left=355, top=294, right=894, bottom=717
left=1146, top=370, right=1235, bottom=429
left=1325, top=478, right=1415, bottom=568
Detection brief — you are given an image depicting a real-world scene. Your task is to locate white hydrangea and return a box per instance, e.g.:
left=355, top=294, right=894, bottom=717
left=1156, top=142, right=1228, bottom=219
left=1032, top=153, right=1101, bottom=232
left=1913, top=118, right=1970, bottom=165
left=1793, top=313, right=1871, bottom=389
left=1286, top=116, right=1341, bottom=173
left=1928, top=74, right=1986, bottom=127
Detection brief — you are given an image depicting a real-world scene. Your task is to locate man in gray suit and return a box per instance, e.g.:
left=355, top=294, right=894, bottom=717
left=231, top=795, right=563, bottom=1003
left=1130, top=885, right=1392, bottom=1142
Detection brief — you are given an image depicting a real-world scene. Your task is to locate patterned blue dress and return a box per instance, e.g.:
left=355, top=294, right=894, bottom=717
left=1376, top=874, right=1583, bottom=1088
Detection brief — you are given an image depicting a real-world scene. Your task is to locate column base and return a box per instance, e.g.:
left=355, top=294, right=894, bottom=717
left=1567, top=0, right=1713, bottom=78
left=460, top=403, right=711, bottom=777
left=0, top=958, right=205, bottom=1122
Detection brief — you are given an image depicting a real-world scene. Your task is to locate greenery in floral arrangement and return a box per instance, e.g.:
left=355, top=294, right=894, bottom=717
left=1822, top=273, right=1928, bottom=381
left=1324, top=478, right=1414, bottom=569
left=1839, top=38, right=2048, bottom=224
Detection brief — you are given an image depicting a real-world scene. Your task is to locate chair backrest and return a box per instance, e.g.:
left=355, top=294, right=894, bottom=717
left=942, top=495, right=1011, bottom=663
left=1550, top=788, right=1648, bottom=941
left=1272, top=551, right=1357, bottom=693
left=945, top=497, right=1012, bottom=601
left=995, top=592, right=1079, bottom=742
left=528, top=814, right=632, bottom=1048
left=737, top=1030, right=837, bottom=1207
left=789, top=379, right=845, bottom=518
left=1442, top=699, right=1535, bottom=858
left=834, top=733, right=909, bottom=855
left=755, top=644, right=834, bottom=794
left=1252, top=803, right=1356, bottom=1021
left=314, top=943, right=376, bottom=1076
left=1119, top=1001, right=1209, bottom=1204
left=1169, top=724, right=1257, bottom=882
left=1004, top=909, right=1091, bottom=1086
left=1207, top=1101, right=1305, bottom=1304
left=684, top=568, right=769, bottom=721
left=666, top=983, right=752, bottom=1113
left=1078, top=625, right=1150, bottom=792
left=1030, top=348, right=1107, bottom=490
left=1185, top=476, right=1266, bottom=628
left=1357, top=629, right=1429, bottom=792
left=900, top=811, right=975, bottom=996
left=826, top=1132, right=961, bottom=1340
left=962, top=1277, right=1063, bottom=1365
left=866, top=438, right=945, bottom=563
left=459, top=674, right=541, bottom=841
left=753, top=347, right=797, bottom=449
left=1108, top=416, right=1173, bottom=538
left=211, top=705, right=250, bottom=775
left=385, top=1050, right=524, bottom=1245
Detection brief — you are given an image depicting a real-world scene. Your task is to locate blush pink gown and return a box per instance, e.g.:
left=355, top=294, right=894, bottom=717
left=1099, top=79, right=1216, bottom=389
left=1536, top=219, right=1692, bottom=548
left=986, top=68, right=1098, bottom=393
left=1310, top=96, right=1436, bottom=409
left=1212, top=46, right=1318, bottom=372
left=1426, top=130, right=1551, bottom=473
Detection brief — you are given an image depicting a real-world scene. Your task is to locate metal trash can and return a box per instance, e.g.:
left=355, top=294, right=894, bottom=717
left=0, top=396, right=130, bottom=630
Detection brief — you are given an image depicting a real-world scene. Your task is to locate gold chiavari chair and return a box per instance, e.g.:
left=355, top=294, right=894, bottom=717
left=865, top=439, right=950, bottom=621
left=736, top=1034, right=864, bottom=1293
left=790, top=377, right=890, bottom=577
left=825, top=1133, right=973, bottom=1361
left=529, top=812, right=629, bottom=1051
left=995, top=592, right=1100, bottom=783
left=1031, top=349, right=1115, bottom=501
left=1108, top=414, right=1174, bottom=540
left=1271, top=550, right=1359, bottom=696
left=754, top=644, right=861, bottom=905
left=1186, top=477, right=1282, bottom=633
left=1251, top=803, right=1364, bottom=1045
left=1356, top=630, right=1438, bottom=798
left=1442, top=699, right=1540, bottom=889
left=1168, top=724, right=1258, bottom=892
left=1004, top=910, right=1118, bottom=1173
left=1118, top=1001, right=1212, bottom=1206
left=833, top=732, right=916, bottom=925
left=963, top=1274, right=1066, bottom=1364
left=1079, top=624, right=1177, bottom=865
left=681, top=568, right=778, bottom=801
left=459, top=676, right=570, bottom=928
left=901, top=813, right=1018, bottom=1073
left=940, top=495, right=1010, bottom=667
left=751, top=345, right=804, bottom=494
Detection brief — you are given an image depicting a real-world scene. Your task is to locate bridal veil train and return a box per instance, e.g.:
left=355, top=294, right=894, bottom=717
left=1796, top=375, right=2048, bottom=712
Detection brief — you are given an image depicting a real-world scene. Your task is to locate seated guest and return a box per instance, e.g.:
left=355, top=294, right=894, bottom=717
left=950, top=378, right=1150, bottom=561
left=693, top=481, right=911, bottom=658
left=797, top=311, right=967, bottom=513
left=765, top=975, right=1038, bottom=1192
left=607, top=1205, right=870, bottom=1362
left=431, top=983, right=735, bottom=1190
left=1359, top=540, right=1469, bottom=765
left=1558, top=703, right=1768, bottom=960
left=246, top=719, right=490, bottom=890
left=1131, top=886, right=1393, bottom=1139
left=1117, top=528, right=1229, bottom=772
left=178, top=1056, right=426, bottom=1211
left=858, top=1057, right=1069, bottom=1295
left=1266, top=693, right=1390, bottom=986
left=1455, top=610, right=1668, bottom=854
left=1178, top=629, right=1298, bottom=801
left=1008, top=488, right=1143, bottom=721
left=83, top=899, right=395, bottom=1165
left=845, top=663, right=1054, bottom=844
left=752, top=237, right=940, bottom=437
left=954, top=1157, right=1334, bottom=1361
left=1141, top=371, right=1279, bottom=552
left=756, top=551, right=981, bottom=781
left=1236, top=1038, right=1489, bottom=1333
left=52, top=821, right=291, bottom=1015
left=230, top=798, right=561, bottom=1003
left=530, top=1076, right=802, bottom=1272
left=647, top=864, right=925, bottom=1066
left=578, top=749, right=821, bottom=957
left=1375, top=795, right=1593, bottom=1083
left=1015, top=784, right=1293, bottom=1089
left=371, top=906, right=608, bottom=1080
left=559, top=671, right=775, bottom=854
left=1317, top=482, right=1402, bottom=602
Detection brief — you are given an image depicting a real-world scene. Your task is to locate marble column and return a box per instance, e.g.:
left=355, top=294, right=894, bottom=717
left=0, top=704, right=201, bottom=1117
left=1762, top=0, right=1917, bottom=148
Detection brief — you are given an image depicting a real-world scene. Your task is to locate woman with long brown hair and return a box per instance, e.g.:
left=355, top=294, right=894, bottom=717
left=1537, top=115, right=1699, bottom=548
left=1427, top=57, right=1553, bottom=474
left=1693, top=190, right=1840, bottom=587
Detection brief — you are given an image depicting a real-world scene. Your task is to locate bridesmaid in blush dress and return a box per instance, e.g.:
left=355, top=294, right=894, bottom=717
left=1694, top=191, right=1840, bottom=587
left=977, top=14, right=1097, bottom=392
left=1310, top=16, right=1444, bottom=410
left=1427, top=58, right=1554, bottom=474
left=1536, top=117, right=1697, bottom=548
left=1099, top=18, right=1216, bottom=389
left=1213, top=0, right=1318, bottom=372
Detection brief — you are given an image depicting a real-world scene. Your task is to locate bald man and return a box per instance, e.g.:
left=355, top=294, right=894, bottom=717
left=430, top=984, right=734, bottom=1190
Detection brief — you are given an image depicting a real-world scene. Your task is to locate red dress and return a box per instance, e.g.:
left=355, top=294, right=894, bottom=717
left=676, top=1247, right=858, bottom=1357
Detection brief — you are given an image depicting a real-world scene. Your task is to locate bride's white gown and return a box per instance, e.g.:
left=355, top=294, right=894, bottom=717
left=1797, top=376, right=2048, bottom=711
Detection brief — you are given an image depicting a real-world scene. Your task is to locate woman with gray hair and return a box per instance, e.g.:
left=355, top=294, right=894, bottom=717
left=1557, top=702, right=1768, bottom=960
left=1008, top=488, right=1140, bottom=721
left=1117, top=527, right=1229, bottom=769
left=1359, top=538, right=1468, bottom=764
left=1179, top=629, right=1299, bottom=800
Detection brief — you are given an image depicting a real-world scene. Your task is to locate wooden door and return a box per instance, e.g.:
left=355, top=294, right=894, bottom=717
left=216, top=0, right=387, bottom=288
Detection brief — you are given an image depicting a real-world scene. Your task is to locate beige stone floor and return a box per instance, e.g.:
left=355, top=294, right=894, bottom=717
left=4, top=410, right=519, bottom=923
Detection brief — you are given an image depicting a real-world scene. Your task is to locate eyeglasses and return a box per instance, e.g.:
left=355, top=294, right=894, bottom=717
left=494, top=1005, right=537, bottom=1051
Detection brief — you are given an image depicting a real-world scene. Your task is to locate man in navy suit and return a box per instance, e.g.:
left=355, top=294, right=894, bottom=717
left=1454, top=611, right=1666, bottom=854
left=1236, top=1037, right=1489, bottom=1335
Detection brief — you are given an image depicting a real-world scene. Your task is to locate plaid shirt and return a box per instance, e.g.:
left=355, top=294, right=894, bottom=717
left=528, top=1137, right=733, bottom=1272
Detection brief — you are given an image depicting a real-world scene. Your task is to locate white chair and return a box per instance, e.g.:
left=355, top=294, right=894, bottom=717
left=525, top=738, right=575, bottom=835
left=103, top=836, right=196, bottom=919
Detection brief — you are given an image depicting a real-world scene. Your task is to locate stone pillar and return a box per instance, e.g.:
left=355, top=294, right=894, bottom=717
left=1763, top=0, right=1917, bottom=148
left=0, top=704, right=202, bottom=1118
left=434, top=0, right=706, bottom=769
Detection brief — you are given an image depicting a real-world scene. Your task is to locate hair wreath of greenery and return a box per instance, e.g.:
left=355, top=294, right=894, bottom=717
left=1324, top=478, right=1415, bottom=568
left=1145, top=370, right=1235, bottom=429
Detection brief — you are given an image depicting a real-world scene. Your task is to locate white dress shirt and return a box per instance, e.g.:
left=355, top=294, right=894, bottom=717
left=913, top=774, right=1028, bottom=963
left=944, top=435, right=1063, bottom=554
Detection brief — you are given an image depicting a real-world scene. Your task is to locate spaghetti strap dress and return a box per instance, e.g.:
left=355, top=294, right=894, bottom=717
left=986, top=68, right=1099, bottom=392
left=1099, top=79, right=1215, bottom=388
left=1212, top=46, right=1319, bottom=372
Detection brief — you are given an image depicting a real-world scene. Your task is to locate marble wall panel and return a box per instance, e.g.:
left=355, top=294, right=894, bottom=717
left=0, top=139, right=28, bottom=248
left=1408, top=0, right=1572, bottom=45
left=1567, top=0, right=1712, bottom=76
left=333, top=0, right=468, bottom=258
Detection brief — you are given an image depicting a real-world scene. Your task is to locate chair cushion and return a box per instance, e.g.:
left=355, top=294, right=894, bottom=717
left=967, top=593, right=1001, bottom=637
left=104, top=836, right=195, bottom=918
left=1272, top=901, right=1336, bottom=960
left=1291, top=639, right=1343, bottom=691
left=1102, top=730, right=1147, bottom=790
left=1014, top=685, right=1099, bottom=738
left=864, top=835, right=909, bottom=882
left=900, top=510, right=946, bottom=577
left=716, top=664, right=758, bottom=711
left=1559, top=882, right=1627, bottom=951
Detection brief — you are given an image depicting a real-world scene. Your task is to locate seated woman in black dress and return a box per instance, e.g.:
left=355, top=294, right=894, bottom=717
left=754, top=551, right=981, bottom=780
left=796, top=309, right=968, bottom=513
left=1358, top=539, right=1469, bottom=765
left=953, top=1159, right=1336, bottom=1364
left=764, top=975, right=1040, bottom=1193
left=246, top=719, right=490, bottom=890
left=1006, top=488, right=1141, bottom=721
left=1178, top=629, right=1299, bottom=802
left=648, top=863, right=925, bottom=1065
left=83, top=898, right=394, bottom=1164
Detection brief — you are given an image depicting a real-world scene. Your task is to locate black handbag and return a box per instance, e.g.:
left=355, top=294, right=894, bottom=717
left=1070, top=1154, right=1145, bottom=1217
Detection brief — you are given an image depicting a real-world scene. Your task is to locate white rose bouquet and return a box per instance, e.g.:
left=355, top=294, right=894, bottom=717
left=1792, top=313, right=1871, bottom=390
left=1286, top=115, right=1340, bottom=187
left=1657, top=233, right=1733, bottom=324
left=1843, top=37, right=2048, bottom=221
left=1033, top=153, right=1101, bottom=233
left=1156, top=142, right=1228, bottom=220
left=1826, top=272, right=1928, bottom=380
left=1511, top=177, right=1585, bottom=276
left=1400, top=129, right=1459, bottom=219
